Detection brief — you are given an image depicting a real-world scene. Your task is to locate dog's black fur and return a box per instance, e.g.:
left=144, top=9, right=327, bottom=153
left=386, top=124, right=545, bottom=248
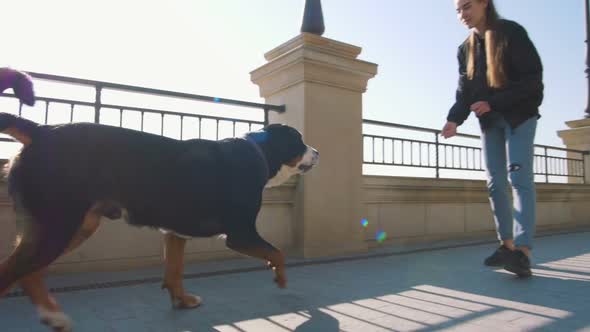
left=0, top=113, right=314, bottom=287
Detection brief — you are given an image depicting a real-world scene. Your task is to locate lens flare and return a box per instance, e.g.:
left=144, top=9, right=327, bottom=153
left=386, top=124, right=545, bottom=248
left=361, top=219, right=369, bottom=228
left=376, top=230, right=387, bottom=243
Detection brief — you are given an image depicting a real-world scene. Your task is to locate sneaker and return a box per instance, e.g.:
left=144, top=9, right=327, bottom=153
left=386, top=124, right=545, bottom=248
left=484, top=245, right=512, bottom=267
left=504, top=250, right=532, bottom=278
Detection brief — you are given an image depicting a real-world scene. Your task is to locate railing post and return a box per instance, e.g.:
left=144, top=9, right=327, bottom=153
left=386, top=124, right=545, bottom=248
left=584, top=151, right=589, bottom=184
left=435, top=133, right=440, bottom=178
left=94, top=84, right=102, bottom=124
left=544, top=147, right=549, bottom=183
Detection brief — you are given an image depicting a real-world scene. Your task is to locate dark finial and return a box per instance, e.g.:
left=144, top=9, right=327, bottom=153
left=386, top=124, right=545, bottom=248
left=301, top=0, right=325, bottom=36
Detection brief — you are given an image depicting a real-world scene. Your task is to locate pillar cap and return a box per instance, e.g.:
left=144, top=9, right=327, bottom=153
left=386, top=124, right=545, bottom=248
left=264, top=33, right=362, bottom=61
left=565, top=118, right=590, bottom=129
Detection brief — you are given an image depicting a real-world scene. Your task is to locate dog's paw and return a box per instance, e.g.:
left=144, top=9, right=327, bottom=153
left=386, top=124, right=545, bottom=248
left=38, top=307, right=73, bottom=332
left=272, top=266, right=288, bottom=289
left=267, top=256, right=287, bottom=289
left=171, top=293, right=202, bottom=310
left=274, top=275, right=288, bottom=289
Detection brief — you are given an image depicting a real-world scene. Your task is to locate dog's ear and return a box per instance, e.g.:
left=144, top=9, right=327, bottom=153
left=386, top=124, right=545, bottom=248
left=13, top=71, right=35, bottom=106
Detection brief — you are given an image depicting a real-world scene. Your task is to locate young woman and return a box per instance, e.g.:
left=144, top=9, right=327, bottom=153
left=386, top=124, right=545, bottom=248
left=442, top=0, right=543, bottom=277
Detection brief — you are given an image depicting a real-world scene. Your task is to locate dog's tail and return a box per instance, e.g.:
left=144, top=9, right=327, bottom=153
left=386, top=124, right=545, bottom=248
left=0, top=113, right=39, bottom=146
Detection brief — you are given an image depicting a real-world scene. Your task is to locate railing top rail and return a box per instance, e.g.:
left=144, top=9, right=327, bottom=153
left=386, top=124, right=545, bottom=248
left=98, top=103, right=264, bottom=124
left=363, top=118, right=481, bottom=139
left=26, top=71, right=285, bottom=113
left=364, top=119, right=439, bottom=134
left=0, top=93, right=265, bottom=125
left=363, top=118, right=589, bottom=154
left=534, top=144, right=590, bottom=154
left=0, top=93, right=96, bottom=107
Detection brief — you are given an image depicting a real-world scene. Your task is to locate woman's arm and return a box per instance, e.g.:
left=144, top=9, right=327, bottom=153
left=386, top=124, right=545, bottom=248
left=447, top=45, right=472, bottom=126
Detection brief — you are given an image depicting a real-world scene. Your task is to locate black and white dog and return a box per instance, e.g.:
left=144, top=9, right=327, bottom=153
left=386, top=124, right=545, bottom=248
left=0, top=68, right=319, bottom=331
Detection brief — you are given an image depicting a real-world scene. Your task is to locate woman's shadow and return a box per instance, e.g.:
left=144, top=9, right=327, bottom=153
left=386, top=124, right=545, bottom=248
left=294, top=308, right=340, bottom=332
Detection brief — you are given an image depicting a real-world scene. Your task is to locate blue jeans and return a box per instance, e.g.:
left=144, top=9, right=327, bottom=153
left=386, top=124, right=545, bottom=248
left=481, top=115, right=537, bottom=249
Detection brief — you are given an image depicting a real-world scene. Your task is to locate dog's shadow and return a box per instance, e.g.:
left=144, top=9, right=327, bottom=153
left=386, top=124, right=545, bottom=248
left=294, top=308, right=339, bottom=332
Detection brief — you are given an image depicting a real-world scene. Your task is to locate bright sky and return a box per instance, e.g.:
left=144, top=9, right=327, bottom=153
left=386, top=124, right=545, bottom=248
left=1, top=0, right=586, bottom=149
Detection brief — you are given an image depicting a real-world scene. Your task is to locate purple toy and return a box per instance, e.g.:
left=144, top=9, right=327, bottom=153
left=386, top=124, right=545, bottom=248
left=0, top=67, right=35, bottom=106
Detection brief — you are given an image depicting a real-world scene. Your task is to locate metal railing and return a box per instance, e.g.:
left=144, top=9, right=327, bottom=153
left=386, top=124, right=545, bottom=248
left=363, top=119, right=588, bottom=183
left=0, top=72, right=285, bottom=144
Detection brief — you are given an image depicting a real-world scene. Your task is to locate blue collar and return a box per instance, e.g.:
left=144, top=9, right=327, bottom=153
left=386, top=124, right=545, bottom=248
left=245, top=137, right=269, bottom=180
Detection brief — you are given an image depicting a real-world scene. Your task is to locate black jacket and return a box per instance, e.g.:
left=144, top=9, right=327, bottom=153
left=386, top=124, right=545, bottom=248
left=447, top=19, right=543, bottom=129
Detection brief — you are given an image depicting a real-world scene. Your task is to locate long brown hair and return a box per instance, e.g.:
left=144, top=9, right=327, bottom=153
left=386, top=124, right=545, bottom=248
left=466, top=0, right=507, bottom=88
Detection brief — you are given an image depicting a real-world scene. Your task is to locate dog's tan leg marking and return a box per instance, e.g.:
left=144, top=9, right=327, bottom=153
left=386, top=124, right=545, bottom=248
left=20, top=270, right=58, bottom=310
left=19, top=203, right=101, bottom=300
left=1, top=200, right=105, bottom=331
left=19, top=271, right=72, bottom=332
left=162, top=233, right=201, bottom=309
left=0, top=206, right=39, bottom=297
left=17, top=204, right=101, bottom=332
left=63, top=205, right=102, bottom=253
left=229, top=245, right=287, bottom=288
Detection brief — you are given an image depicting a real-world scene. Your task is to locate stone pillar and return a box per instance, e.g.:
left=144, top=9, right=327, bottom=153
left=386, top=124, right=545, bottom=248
left=558, top=118, right=590, bottom=184
left=251, top=33, right=377, bottom=257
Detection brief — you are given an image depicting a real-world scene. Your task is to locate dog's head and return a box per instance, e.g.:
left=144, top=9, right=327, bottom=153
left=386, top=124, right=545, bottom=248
left=0, top=68, right=35, bottom=106
left=246, top=124, right=319, bottom=188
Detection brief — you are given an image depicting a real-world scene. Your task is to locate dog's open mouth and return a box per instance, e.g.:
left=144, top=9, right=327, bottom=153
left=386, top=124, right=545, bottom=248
left=298, top=163, right=314, bottom=173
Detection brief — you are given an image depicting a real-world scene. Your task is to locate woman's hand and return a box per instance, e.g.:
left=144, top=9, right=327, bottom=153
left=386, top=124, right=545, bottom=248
left=441, top=121, right=458, bottom=139
left=470, top=101, right=491, bottom=116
